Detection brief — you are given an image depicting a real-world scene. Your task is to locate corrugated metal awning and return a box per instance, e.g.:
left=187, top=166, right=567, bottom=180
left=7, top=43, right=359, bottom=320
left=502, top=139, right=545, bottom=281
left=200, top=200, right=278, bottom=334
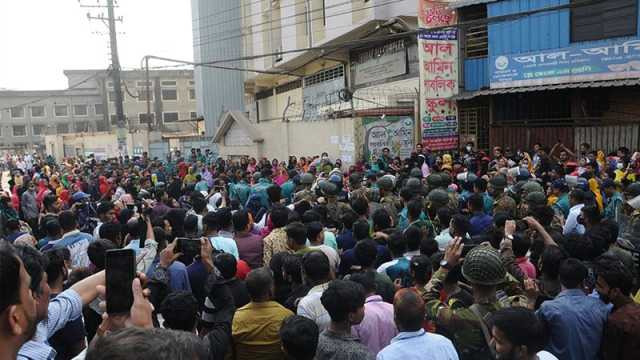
left=454, top=78, right=640, bottom=100
left=449, top=0, right=499, bottom=9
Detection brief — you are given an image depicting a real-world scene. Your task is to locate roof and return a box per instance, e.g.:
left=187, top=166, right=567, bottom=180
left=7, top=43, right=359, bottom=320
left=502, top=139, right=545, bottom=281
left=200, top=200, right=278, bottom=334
left=454, top=78, right=640, bottom=100
left=449, top=0, right=499, bottom=9
left=212, top=111, right=263, bottom=144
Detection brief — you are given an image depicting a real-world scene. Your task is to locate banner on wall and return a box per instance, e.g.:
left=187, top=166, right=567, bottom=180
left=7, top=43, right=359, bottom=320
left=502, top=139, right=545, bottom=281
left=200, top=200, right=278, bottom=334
left=418, top=0, right=459, bottom=151
left=363, top=116, right=415, bottom=160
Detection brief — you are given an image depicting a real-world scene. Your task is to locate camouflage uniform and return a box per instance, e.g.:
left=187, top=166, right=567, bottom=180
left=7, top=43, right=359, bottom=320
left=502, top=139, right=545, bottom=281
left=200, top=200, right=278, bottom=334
left=293, top=188, right=316, bottom=203
left=380, top=193, right=402, bottom=221
left=326, top=198, right=352, bottom=227
left=349, top=186, right=371, bottom=202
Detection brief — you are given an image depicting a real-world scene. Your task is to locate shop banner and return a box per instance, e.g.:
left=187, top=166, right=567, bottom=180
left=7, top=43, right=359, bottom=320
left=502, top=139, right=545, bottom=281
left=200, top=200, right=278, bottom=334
left=418, top=0, right=459, bottom=151
left=491, top=38, right=640, bottom=88
left=363, top=116, right=415, bottom=160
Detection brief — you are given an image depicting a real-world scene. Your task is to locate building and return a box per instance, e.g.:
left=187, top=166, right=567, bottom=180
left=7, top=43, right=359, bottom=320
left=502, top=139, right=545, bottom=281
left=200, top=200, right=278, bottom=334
left=454, top=0, right=640, bottom=152
left=211, top=0, right=421, bottom=164
left=192, top=0, right=246, bottom=138
left=0, top=79, right=105, bottom=154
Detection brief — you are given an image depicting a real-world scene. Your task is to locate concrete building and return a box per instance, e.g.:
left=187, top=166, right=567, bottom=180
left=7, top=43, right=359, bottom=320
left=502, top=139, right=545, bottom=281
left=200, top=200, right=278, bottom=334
left=212, top=0, right=419, bottom=164
left=191, top=0, right=245, bottom=138
left=0, top=82, right=105, bottom=154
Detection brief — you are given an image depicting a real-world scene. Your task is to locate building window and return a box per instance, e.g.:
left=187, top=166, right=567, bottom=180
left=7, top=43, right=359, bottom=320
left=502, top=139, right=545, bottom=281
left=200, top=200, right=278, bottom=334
left=73, top=105, right=88, bottom=116
left=75, top=121, right=89, bottom=132
left=137, top=88, right=153, bottom=102
left=138, top=113, right=155, bottom=124
left=163, top=112, right=179, bottom=122
left=54, top=105, right=68, bottom=117
left=10, top=106, right=24, bottom=118
left=32, top=125, right=46, bottom=135
left=189, top=88, right=196, bottom=100
left=303, top=65, right=344, bottom=87
left=462, top=4, right=488, bottom=59
left=109, top=91, right=117, bottom=102
left=189, top=80, right=195, bottom=86
left=31, top=106, right=45, bottom=118
left=13, top=125, right=26, bottom=137
left=161, top=80, right=177, bottom=87
left=190, top=112, right=197, bottom=119
left=110, top=115, right=118, bottom=124
left=136, top=81, right=153, bottom=87
left=97, top=119, right=109, bottom=132
left=162, top=89, right=178, bottom=101
left=107, top=81, right=114, bottom=88
left=94, top=104, right=104, bottom=115
left=56, top=123, right=69, bottom=134
left=571, top=0, right=638, bottom=42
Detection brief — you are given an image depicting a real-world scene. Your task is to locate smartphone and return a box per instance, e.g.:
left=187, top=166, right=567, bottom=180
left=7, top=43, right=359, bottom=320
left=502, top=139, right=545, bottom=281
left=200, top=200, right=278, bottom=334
left=175, top=237, right=201, bottom=263
left=105, top=249, right=135, bottom=314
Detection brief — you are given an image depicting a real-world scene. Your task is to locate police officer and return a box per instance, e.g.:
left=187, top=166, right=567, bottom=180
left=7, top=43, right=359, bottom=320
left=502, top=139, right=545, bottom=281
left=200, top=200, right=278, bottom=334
left=293, top=173, right=316, bottom=203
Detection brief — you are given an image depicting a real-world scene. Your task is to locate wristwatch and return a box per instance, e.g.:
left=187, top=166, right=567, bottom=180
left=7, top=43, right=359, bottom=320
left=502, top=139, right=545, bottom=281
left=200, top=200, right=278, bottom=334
left=439, top=259, right=451, bottom=270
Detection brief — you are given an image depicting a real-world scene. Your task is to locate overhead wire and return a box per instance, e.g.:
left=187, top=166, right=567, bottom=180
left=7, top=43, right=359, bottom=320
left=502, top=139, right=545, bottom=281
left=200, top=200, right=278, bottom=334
left=191, top=0, right=267, bottom=27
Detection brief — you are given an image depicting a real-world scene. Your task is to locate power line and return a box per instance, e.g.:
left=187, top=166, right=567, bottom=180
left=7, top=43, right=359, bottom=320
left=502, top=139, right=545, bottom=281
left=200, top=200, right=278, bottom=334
left=193, top=0, right=408, bottom=48
left=191, top=0, right=265, bottom=26
left=0, top=69, right=112, bottom=112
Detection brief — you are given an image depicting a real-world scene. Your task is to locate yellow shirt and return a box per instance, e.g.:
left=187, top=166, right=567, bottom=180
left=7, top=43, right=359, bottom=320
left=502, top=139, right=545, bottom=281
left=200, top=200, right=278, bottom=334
left=232, top=301, right=293, bottom=360
left=634, top=290, right=640, bottom=304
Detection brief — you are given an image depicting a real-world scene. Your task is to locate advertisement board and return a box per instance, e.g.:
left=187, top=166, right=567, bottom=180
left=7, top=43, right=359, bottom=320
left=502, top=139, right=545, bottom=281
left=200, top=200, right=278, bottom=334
left=363, top=116, right=415, bottom=160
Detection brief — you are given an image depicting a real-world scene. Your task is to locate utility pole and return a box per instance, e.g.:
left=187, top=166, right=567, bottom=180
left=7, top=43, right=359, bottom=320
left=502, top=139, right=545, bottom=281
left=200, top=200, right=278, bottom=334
left=84, top=0, right=127, bottom=155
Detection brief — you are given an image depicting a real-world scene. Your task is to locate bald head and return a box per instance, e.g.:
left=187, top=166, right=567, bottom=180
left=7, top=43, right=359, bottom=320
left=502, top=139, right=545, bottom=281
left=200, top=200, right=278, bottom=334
left=393, top=289, right=425, bottom=332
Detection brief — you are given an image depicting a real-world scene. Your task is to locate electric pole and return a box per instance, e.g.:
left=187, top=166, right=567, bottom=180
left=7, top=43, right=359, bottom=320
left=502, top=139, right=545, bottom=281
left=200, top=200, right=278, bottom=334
left=84, top=0, right=127, bottom=155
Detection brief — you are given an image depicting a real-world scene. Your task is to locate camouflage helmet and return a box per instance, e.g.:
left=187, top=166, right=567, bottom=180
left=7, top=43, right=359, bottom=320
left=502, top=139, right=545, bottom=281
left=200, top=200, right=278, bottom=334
left=318, top=180, right=338, bottom=196
left=439, top=172, right=452, bottom=187
left=426, top=173, right=442, bottom=188
left=329, top=173, right=343, bottom=185
left=490, top=174, right=507, bottom=189
left=377, top=176, right=394, bottom=191
left=428, top=189, right=449, bottom=205
left=462, top=245, right=506, bottom=286
left=300, top=173, right=315, bottom=185
left=525, top=191, right=547, bottom=207
left=409, top=167, right=423, bottom=178
left=522, top=181, right=544, bottom=195
left=349, top=173, right=363, bottom=185
left=626, top=182, right=640, bottom=198
left=405, top=177, right=422, bottom=190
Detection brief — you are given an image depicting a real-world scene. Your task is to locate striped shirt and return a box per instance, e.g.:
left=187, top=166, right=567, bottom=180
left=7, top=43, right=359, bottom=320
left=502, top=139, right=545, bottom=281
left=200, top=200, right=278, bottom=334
left=18, top=289, right=83, bottom=360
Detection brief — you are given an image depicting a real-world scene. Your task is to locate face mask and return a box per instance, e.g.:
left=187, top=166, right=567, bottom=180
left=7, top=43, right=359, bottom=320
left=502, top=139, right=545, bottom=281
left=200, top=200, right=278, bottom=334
left=322, top=156, right=328, bottom=160
left=617, top=163, right=624, bottom=170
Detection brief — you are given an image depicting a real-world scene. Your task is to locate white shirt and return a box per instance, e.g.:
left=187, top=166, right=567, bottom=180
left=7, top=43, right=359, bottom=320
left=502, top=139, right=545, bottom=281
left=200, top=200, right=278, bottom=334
left=297, top=283, right=331, bottom=333
left=563, top=204, right=585, bottom=236
left=537, top=350, right=559, bottom=360
left=309, top=244, right=340, bottom=273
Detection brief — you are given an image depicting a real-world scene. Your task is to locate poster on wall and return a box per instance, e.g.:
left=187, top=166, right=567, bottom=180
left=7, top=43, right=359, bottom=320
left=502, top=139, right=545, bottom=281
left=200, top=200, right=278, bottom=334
left=418, top=0, right=459, bottom=151
left=363, top=116, right=415, bottom=161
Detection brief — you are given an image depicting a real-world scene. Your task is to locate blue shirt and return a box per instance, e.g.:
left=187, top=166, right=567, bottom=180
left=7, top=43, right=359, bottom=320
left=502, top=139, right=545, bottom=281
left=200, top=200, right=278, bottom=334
left=230, top=181, right=251, bottom=206
left=281, top=180, right=296, bottom=203
left=336, top=230, right=355, bottom=251
left=469, top=213, right=493, bottom=236
left=536, top=288, right=609, bottom=360
left=209, top=235, right=240, bottom=259
left=52, top=230, right=94, bottom=268
left=194, top=180, right=209, bottom=192
left=376, top=329, right=459, bottom=360
left=18, top=289, right=83, bottom=360
left=146, top=259, right=192, bottom=292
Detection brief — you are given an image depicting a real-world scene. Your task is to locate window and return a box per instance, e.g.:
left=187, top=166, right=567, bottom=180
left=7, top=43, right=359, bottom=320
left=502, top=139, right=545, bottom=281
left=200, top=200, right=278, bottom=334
left=110, top=115, right=118, bottom=124
left=109, top=91, right=117, bottom=102
left=138, top=113, right=155, bottom=124
left=32, top=125, right=46, bottom=135
left=161, top=80, right=177, bottom=87
left=31, top=106, right=45, bottom=118
left=136, top=81, right=152, bottom=87
left=73, top=105, right=88, bottom=116
left=303, top=65, right=344, bottom=87
left=75, top=122, right=89, bottom=132
left=162, top=89, right=178, bottom=101
left=11, top=106, right=24, bottom=118
left=163, top=112, right=179, bottom=122
left=94, top=104, right=104, bottom=115
left=137, top=88, right=153, bottom=101
left=190, top=112, right=197, bottom=119
left=571, top=0, right=637, bottom=42
left=189, top=80, right=195, bottom=86
left=12, top=125, right=26, bottom=137
left=56, top=123, right=69, bottom=134
left=189, top=88, right=196, bottom=100
left=55, top=105, right=68, bottom=117
left=107, top=81, right=114, bottom=88
left=462, top=5, right=488, bottom=59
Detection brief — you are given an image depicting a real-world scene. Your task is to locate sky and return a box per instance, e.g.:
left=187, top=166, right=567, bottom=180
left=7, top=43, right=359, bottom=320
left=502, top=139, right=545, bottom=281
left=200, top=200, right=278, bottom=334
left=0, top=0, right=194, bottom=90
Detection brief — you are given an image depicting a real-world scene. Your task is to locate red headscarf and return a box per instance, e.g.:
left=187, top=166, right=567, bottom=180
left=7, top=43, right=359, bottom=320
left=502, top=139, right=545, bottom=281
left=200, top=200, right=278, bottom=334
left=99, top=176, right=109, bottom=195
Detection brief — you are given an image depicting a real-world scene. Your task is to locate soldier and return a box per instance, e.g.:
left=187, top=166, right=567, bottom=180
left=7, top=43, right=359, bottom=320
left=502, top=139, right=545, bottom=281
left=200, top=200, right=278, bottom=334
left=348, top=173, right=370, bottom=201
left=424, top=239, right=524, bottom=360
left=293, top=173, right=316, bottom=203
left=378, top=176, right=401, bottom=222
left=321, top=180, right=351, bottom=228
left=427, top=189, right=449, bottom=232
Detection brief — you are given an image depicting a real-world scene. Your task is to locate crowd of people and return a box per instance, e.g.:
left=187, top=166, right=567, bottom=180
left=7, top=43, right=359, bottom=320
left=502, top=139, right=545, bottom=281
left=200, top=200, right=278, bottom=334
left=1, top=141, right=639, bottom=360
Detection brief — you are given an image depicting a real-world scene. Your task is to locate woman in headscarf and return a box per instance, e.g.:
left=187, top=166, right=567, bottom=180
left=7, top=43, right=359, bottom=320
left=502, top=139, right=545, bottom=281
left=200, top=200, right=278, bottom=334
left=35, top=179, right=50, bottom=209
left=273, top=164, right=288, bottom=186
left=99, top=176, right=110, bottom=196
left=596, top=150, right=606, bottom=174
left=588, top=178, right=604, bottom=212
left=59, top=189, right=70, bottom=208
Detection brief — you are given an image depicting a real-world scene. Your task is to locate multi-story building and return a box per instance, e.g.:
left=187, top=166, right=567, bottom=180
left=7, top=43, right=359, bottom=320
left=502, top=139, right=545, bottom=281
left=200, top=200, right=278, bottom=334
left=454, top=0, right=640, bottom=152
left=0, top=83, right=105, bottom=154
left=192, top=0, right=246, bottom=137
left=207, top=0, right=421, bottom=163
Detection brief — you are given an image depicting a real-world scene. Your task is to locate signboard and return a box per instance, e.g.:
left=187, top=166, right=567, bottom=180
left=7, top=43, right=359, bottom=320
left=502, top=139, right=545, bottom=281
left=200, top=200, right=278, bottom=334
left=351, top=40, right=408, bottom=86
left=490, top=38, right=640, bottom=88
left=302, top=66, right=346, bottom=120
left=418, top=0, right=460, bottom=151
left=363, top=116, right=415, bottom=160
